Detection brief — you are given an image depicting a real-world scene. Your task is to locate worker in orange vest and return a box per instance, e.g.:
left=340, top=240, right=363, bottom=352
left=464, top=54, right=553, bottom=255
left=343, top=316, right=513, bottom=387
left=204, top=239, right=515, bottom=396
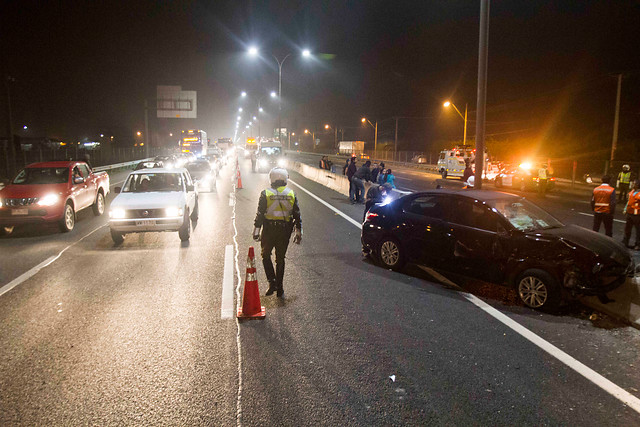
left=591, top=175, right=616, bottom=237
left=623, top=180, right=640, bottom=249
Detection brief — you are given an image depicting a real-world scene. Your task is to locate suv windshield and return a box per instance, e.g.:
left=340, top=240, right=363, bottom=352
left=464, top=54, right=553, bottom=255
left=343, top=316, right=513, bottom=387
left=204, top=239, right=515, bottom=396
left=12, top=167, right=69, bottom=184
left=122, top=173, right=183, bottom=193
left=489, top=198, right=563, bottom=232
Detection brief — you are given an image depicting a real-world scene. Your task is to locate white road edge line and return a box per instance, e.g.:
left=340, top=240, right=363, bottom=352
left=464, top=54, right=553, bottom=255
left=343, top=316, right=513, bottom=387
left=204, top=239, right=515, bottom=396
left=290, top=178, right=640, bottom=415
left=0, top=224, right=106, bottom=298
left=578, top=211, right=625, bottom=224
left=221, top=245, right=235, bottom=319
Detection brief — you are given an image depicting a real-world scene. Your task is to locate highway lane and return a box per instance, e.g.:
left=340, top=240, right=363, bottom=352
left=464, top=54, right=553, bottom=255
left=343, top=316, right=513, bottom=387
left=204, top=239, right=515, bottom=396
left=1, top=157, right=640, bottom=424
left=0, top=169, right=133, bottom=288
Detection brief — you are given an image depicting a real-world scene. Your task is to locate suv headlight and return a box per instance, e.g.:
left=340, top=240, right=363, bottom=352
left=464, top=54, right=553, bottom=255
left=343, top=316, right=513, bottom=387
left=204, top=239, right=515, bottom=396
left=165, top=206, right=183, bottom=217
left=109, top=208, right=126, bottom=219
left=37, top=193, right=60, bottom=206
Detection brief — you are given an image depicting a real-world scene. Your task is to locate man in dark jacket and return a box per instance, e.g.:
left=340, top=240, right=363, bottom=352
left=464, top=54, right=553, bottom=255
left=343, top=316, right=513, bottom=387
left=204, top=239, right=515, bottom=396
left=346, top=157, right=358, bottom=203
left=352, top=160, right=372, bottom=204
left=364, top=183, right=392, bottom=220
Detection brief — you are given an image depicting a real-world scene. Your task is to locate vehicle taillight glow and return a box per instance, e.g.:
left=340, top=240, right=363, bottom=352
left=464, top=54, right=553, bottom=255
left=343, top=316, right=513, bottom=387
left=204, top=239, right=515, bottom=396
left=365, top=212, right=379, bottom=222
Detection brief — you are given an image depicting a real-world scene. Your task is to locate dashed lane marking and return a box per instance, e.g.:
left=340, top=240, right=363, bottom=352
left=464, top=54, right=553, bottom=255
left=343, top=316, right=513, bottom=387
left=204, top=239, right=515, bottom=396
left=221, top=244, right=235, bottom=319
left=290, top=177, right=640, bottom=415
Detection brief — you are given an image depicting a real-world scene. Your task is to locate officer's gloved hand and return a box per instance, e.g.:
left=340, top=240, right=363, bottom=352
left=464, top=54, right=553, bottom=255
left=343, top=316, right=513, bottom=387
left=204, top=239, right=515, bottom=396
left=253, top=227, right=261, bottom=242
left=293, top=228, right=302, bottom=244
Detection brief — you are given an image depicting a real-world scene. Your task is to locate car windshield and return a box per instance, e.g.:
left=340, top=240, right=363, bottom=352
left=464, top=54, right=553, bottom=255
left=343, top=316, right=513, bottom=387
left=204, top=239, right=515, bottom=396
left=12, top=167, right=69, bottom=184
left=489, top=198, right=563, bottom=232
left=260, top=147, right=281, bottom=156
left=122, top=173, right=183, bottom=193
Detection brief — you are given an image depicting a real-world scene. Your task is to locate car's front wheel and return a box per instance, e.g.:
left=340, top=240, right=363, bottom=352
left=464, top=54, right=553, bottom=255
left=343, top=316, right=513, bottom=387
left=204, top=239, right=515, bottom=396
left=110, top=228, right=124, bottom=244
left=377, top=237, right=406, bottom=271
left=516, top=269, right=562, bottom=311
left=179, top=208, right=191, bottom=241
left=59, top=202, right=75, bottom=232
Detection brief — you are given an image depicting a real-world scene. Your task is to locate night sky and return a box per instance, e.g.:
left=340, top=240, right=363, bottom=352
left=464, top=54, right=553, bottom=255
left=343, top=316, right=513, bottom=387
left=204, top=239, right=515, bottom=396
left=2, top=1, right=639, bottom=160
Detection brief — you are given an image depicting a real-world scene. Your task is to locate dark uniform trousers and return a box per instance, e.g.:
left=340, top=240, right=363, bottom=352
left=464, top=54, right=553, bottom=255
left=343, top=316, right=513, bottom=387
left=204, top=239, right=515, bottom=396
left=623, top=214, right=640, bottom=247
left=261, top=221, right=293, bottom=287
left=619, top=183, right=630, bottom=203
left=593, top=212, right=613, bottom=237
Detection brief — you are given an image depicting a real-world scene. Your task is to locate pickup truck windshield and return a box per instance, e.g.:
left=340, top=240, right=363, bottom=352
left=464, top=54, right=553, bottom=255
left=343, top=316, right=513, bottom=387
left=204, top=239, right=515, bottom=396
left=123, top=173, right=184, bottom=193
left=12, top=167, right=69, bottom=184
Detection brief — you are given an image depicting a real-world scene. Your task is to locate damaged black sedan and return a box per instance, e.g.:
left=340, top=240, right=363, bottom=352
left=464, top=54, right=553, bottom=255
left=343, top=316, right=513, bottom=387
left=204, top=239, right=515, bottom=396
left=362, top=190, right=634, bottom=311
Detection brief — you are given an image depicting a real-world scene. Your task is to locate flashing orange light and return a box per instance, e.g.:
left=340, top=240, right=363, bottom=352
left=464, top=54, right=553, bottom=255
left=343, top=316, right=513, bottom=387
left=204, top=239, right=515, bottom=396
left=60, top=142, right=67, bottom=146
left=140, top=143, right=144, bottom=146
left=183, top=137, right=198, bottom=142
left=324, top=124, right=329, bottom=129
left=519, top=162, right=533, bottom=170
left=182, top=143, right=191, bottom=146
left=361, top=118, right=366, bottom=123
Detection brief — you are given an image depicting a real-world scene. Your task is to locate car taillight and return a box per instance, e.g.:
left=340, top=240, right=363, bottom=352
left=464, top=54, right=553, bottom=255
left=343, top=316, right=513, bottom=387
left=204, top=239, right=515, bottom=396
left=365, top=212, right=379, bottom=222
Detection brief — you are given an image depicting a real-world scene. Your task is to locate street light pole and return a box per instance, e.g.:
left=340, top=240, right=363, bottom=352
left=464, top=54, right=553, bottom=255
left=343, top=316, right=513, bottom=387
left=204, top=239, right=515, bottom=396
left=274, top=54, right=291, bottom=146
left=444, top=101, right=468, bottom=146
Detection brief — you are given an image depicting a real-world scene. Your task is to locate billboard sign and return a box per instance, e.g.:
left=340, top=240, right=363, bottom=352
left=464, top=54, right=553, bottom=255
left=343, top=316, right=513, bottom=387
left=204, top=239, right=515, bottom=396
left=157, top=86, right=197, bottom=119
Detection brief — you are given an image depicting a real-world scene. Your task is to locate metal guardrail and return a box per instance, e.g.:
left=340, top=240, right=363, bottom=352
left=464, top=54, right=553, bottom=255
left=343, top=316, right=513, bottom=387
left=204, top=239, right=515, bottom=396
left=93, top=158, right=152, bottom=172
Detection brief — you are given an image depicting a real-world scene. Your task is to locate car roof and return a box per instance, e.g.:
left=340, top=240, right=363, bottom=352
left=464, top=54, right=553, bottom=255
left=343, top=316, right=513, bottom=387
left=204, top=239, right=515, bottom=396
left=130, top=168, right=187, bottom=174
left=408, top=189, right=522, bottom=202
left=26, top=161, right=80, bottom=168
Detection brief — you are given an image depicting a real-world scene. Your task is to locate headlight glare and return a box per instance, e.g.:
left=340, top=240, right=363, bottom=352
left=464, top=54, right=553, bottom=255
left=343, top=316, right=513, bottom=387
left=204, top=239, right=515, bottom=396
left=165, top=206, right=183, bottom=217
left=277, top=158, right=286, bottom=167
left=110, top=208, right=126, bottom=219
left=37, top=194, right=60, bottom=206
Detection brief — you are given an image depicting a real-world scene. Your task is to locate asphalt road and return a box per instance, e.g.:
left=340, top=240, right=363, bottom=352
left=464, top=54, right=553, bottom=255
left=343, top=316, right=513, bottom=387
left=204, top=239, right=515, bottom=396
left=1, top=156, right=640, bottom=425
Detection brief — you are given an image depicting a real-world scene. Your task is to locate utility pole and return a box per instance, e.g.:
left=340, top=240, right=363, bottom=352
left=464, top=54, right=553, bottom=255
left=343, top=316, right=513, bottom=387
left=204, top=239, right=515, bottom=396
left=394, top=117, right=399, bottom=162
left=4, top=75, right=16, bottom=175
left=474, top=0, right=490, bottom=190
left=144, top=99, right=150, bottom=157
left=610, top=73, right=622, bottom=163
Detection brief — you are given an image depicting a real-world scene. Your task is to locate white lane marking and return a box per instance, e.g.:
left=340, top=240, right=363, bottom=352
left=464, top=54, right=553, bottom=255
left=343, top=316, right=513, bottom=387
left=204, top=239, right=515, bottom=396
left=464, top=293, right=640, bottom=414
left=289, top=179, right=362, bottom=229
left=229, top=192, right=235, bottom=207
left=0, top=224, right=106, bottom=297
left=221, top=245, right=235, bottom=319
left=291, top=178, right=640, bottom=415
left=577, top=212, right=625, bottom=224
left=231, top=172, right=244, bottom=427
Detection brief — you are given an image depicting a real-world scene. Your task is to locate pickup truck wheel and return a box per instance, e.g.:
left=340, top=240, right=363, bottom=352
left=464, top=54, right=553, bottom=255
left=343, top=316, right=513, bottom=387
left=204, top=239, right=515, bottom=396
left=59, top=203, right=75, bottom=232
left=179, top=209, right=191, bottom=241
left=110, top=228, right=124, bottom=244
left=516, top=269, right=562, bottom=312
left=92, top=191, right=105, bottom=216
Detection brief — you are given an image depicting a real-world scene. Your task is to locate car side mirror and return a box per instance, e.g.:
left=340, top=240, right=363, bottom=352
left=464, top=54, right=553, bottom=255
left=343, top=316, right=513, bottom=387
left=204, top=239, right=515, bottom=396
left=187, top=184, right=194, bottom=191
left=114, top=186, right=121, bottom=193
left=73, top=177, right=85, bottom=184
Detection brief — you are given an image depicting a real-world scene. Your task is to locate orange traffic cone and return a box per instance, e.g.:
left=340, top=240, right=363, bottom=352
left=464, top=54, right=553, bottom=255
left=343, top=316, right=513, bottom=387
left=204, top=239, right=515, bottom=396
left=237, top=247, right=265, bottom=319
left=236, top=164, right=243, bottom=189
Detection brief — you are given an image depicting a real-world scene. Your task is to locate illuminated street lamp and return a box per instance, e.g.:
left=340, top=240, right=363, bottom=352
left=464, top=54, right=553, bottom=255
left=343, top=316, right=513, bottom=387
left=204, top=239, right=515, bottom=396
left=361, top=117, right=378, bottom=156
left=241, top=91, right=247, bottom=97
left=270, top=91, right=277, bottom=98
left=443, top=100, right=468, bottom=146
left=23, top=125, right=28, bottom=130
left=136, top=131, right=142, bottom=136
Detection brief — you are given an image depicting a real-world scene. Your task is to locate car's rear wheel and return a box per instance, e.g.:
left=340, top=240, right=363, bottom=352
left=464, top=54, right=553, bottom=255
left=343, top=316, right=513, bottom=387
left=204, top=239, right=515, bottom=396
left=92, top=191, right=105, bottom=216
left=110, top=228, right=124, bottom=244
left=59, top=202, right=75, bottom=232
left=377, top=237, right=406, bottom=271
left=516, top=269, right=562, bottom=311
left=179, top=209, right=191, bottom=241
left=441, top=170, right=447, bottom=179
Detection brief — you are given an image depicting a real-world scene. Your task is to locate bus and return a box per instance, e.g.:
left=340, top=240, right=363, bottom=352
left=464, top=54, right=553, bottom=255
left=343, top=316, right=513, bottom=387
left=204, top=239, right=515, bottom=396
left=180, top=129, right=208, bottom=156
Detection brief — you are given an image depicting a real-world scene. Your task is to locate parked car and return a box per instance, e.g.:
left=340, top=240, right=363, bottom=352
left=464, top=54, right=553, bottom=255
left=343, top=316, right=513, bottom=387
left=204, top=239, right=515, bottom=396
left=108, top=168, right=198, bottom=243
left=134, top=160, right=163, bottom=170
left=0, top=161, right=109, bottom=234
left=495, top=162, right=556, bottom=192
left=186, top=160, right=216, bottom=192
left=361, top=189, right=632, bottom=311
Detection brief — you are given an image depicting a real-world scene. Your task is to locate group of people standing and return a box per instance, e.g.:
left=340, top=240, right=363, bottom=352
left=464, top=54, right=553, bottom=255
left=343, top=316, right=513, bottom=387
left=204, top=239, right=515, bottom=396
left=591, top=164, right=640, bottom=250
left=343, top=157, right=396, bottom=204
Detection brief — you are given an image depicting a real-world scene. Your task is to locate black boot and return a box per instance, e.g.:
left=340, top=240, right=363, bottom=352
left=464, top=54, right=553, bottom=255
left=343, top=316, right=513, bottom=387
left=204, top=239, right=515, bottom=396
left=265, top=280, right=277, bottom=296
left=276, top=284, right=284, bottom=298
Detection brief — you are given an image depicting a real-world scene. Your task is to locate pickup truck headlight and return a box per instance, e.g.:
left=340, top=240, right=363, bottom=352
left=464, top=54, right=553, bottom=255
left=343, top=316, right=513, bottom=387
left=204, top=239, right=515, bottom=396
left=109, top=208, right=126, bottom=219
left=37, top=193, right=60, bottom=206
left=165, top=206, right=183, bottom=217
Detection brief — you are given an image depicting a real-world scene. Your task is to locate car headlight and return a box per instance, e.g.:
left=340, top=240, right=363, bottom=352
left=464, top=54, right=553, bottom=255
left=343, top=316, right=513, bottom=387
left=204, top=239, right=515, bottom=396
left=37, top=193, right=60, bottom=206
left=109, top=208, right=126, bottom=219
left=277, top=158, right=286, bottom=167
left=259, top=159, right=268, bottom=167
left=165, top=162, right=173, bottom=169
left=165, top=206, right=183, bottom=217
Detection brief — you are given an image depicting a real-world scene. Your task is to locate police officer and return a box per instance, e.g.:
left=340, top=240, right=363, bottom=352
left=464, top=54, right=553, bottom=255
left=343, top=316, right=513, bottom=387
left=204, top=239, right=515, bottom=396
left=617, top=164, right=632, bottom=203
left=623, top=180, right=640, bottom=250
left=253, top=168, right=302, bottom=297
left=591, top=175, right=616, bottom=237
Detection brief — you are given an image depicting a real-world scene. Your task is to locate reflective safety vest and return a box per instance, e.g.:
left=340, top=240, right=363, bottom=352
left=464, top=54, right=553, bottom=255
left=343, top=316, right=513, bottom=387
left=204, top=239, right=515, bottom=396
left=627, top=191, right=640, bottom=215
left=593, top=184, right=614, bottom=213
left=619, top=171, right=631, bottom=184
left=264, top=186, right=295, bottom=221
left=538, top=168, right=548, bottom=180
